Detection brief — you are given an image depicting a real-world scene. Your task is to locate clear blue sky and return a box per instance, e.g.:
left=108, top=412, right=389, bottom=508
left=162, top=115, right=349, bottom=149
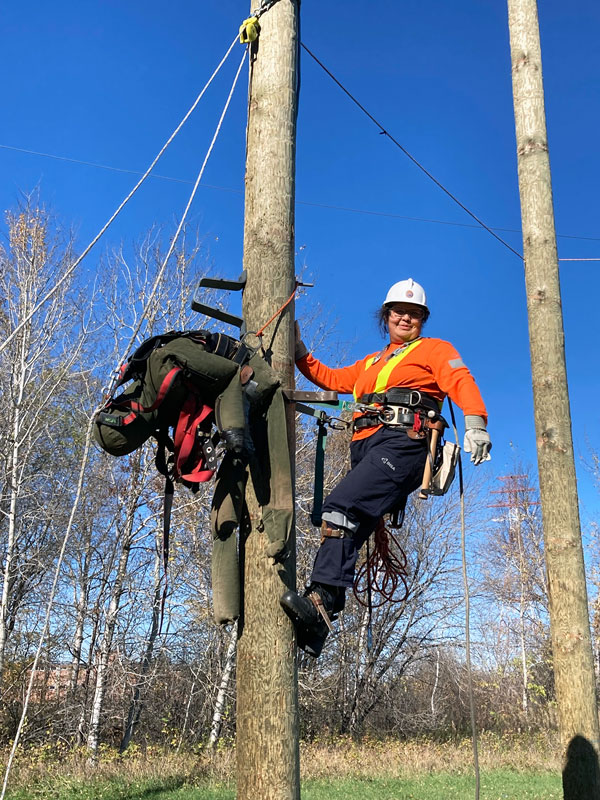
left=1, top=1, right=599, bottom=526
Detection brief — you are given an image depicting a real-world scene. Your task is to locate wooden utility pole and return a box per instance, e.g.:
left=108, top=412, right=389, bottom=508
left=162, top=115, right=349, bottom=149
left=507, top=0, right=600, bottom=793
left=237, top=2, right=300, bottom=799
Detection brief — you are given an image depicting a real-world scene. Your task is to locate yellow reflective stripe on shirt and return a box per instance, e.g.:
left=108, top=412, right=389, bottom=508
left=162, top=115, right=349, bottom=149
left=352, top=339, right=423, bottom=400
left=372, top=338, right=423, bottom=395
left=353, top=354, right=379, bottom=399
left=354, top=355, right=380, bottom=399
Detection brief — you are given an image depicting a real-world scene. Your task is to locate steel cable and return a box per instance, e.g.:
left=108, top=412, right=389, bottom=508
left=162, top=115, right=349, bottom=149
left=301, top=42, right=524, bottom=261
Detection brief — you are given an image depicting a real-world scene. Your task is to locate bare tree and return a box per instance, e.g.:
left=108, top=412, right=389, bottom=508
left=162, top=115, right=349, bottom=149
left=478, top=469, right=548, bottom=722
left=0, top=203, right=93, bottom=684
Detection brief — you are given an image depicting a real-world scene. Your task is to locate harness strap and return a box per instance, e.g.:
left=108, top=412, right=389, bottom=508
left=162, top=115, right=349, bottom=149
left=158, top=475, right=174, bottom=636
left=212, top=332, right=231, bottom=359
left=127, top=367, right=182, bottom=414
left=310, top=420, right=328, bottom=527
left=308, top=591, right=335, bottom=632
left=320, top=521, right=349, bottom=544
left=359, top=388, right=439, bottom=412
left=172, top=394, right=215, bottom=482
left=353, top=412, right=415, bottom=431
left=100, top=366, right=183, bottom=424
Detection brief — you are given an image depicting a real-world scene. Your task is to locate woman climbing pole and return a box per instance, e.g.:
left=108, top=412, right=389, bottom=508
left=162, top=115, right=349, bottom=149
left=281, top=278, right=492, bottom=657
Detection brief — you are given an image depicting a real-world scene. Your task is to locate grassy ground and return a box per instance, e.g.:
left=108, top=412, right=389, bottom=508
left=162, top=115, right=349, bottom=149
left=3, top=772, right=562, bottom=800
left=2, top=733, right=562, bottom=799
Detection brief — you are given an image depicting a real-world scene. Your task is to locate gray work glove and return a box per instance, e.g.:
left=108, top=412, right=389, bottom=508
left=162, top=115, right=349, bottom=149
left=294, top=321, right=309, bottom=361
left=463, top=415, right=492, bottom=466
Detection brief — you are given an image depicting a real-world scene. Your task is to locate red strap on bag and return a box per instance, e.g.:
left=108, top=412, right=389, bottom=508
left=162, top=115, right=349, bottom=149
left=104, top=364, right=216, bottom=484
left=122, top=366, right=182, bottom=415
left=104, top=366, right=183, bottom=421
left=172, top=393, right=215, bottom=483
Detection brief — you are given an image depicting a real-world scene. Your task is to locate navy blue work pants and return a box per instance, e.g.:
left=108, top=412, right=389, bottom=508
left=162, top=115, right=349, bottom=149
left=310, top=427, right=428, bottom=588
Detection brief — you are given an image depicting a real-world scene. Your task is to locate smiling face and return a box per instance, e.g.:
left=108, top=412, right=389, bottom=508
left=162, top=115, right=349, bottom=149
left=386, top=303, right=425, bottom=343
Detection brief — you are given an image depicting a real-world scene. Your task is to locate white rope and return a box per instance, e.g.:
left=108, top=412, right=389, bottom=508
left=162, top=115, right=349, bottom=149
left=0, top=46, right=248, bottom=800
left=104, top=47, right=248, bottom=397
left=448, top=400, right=481, bottom=800
left=460, top=472, right=480, bottom=800
left=0, top=34, right=239, bottom=357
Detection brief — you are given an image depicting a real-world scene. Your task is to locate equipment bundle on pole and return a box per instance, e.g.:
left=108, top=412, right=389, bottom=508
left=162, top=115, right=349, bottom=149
left=236, top=2, right=301, bottom=799
left=507, top=0, right=600, bottom=794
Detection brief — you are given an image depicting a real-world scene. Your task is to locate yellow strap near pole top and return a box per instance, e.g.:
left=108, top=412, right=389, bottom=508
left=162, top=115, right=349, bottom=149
left=239, top=16, right=260, bottom=44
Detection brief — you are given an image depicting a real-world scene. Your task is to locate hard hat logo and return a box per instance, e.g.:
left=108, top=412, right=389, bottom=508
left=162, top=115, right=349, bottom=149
left=406, top=290, right=414, bottom=298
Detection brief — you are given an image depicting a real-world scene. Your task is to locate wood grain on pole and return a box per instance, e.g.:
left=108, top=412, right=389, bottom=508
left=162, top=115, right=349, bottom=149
left=237, top=2, right=300, bottom=799
left=507, top=0, right=600, bottom=787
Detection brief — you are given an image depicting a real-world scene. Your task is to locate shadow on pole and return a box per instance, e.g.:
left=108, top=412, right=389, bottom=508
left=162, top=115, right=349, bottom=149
left=563, top=735, right=600, bottom=800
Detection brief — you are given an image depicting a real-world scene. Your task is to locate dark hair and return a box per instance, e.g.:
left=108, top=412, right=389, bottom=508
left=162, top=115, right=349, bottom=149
left=375, top=305, right=429, bottom=338
left=376, top=307, right=391, bottom=338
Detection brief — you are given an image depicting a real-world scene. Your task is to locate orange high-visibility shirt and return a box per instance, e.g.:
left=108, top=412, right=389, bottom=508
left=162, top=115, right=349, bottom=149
left=297, top=337, right=488, bottom=441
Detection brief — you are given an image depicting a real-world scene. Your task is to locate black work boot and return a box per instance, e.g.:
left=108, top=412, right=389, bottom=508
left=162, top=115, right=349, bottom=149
left=280, top=583, right=345, bottom=658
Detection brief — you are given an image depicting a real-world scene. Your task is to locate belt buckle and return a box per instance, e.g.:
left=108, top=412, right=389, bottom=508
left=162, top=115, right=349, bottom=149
left=232, top=331, right=262, bottom=364
left=378, top=405, right=397, bottom=425
left=379, top=406, right=411, bottom=426
left=408, top=390, right=422, bottom=407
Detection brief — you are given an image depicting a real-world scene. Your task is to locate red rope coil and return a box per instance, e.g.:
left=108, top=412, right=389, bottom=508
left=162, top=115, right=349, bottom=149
left=353, top=518, right=409, bottom=607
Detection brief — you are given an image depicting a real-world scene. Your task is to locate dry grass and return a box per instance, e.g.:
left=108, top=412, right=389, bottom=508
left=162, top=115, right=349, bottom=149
left=2, top=731, right=560, bottom=793
left=299, top=731, right=561, bottom=779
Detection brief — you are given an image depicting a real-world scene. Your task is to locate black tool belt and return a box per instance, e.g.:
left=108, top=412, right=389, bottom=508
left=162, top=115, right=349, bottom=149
left=353, top=389, right=441, bottom=433
left=353, top=409, right=417, bottom=432
left=359, top=388, right=440, bottom=414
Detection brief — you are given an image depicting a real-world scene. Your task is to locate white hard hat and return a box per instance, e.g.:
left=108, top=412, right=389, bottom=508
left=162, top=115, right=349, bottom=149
left=383, top=278, right=429, bottom=316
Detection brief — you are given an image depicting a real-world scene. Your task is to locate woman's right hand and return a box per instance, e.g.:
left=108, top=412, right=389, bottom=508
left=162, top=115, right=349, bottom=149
left=295, top=321, right=309, bottom=361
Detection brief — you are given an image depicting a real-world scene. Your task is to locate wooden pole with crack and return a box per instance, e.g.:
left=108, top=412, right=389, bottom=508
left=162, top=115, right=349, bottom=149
left=237, top=2, right=301, bottom=798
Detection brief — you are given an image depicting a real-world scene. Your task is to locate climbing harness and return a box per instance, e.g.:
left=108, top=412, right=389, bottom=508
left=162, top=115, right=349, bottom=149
left=292, top=387, right=459, bottom=646
left=358, top=387, right=439, bottom=411
left=292, top=388, right=459, bottom=532
left=95, top=309, right=294, bottom=627
left=96, top=330, right=243, bottom=463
